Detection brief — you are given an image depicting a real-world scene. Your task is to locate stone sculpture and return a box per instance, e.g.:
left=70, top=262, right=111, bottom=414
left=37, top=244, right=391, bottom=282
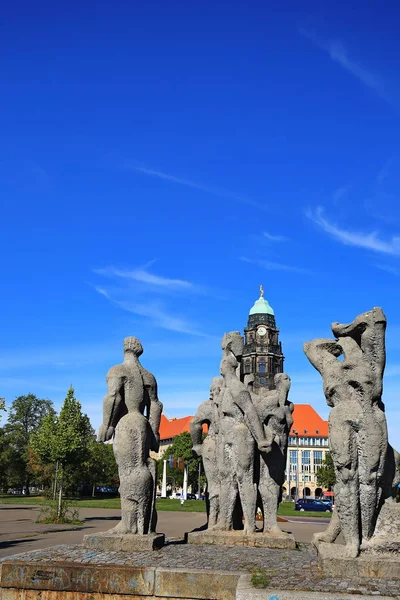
left=304, top=308, right=400, bottom=565
left=215, top=331, right=272, bottom=534
left=85, top=337, right=164, bottom=551
left=190, top=331, right=294, bottom=547
left=251, top=373, right=294, bottom=533
left=191, top=377, right=223, bottom=527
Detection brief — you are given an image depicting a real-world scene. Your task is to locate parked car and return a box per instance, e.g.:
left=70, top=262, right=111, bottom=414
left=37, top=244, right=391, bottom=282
left=295, top=499, right=332, bottom=512
left=186, top=493, right=196, bottom=500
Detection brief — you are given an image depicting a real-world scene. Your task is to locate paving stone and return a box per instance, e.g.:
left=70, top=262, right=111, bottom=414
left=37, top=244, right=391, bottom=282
left=0, top=543, right=400, bottom=597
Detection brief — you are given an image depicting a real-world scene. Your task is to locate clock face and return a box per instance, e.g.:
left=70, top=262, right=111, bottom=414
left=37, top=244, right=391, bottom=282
left=258, top=327, right=267, bottom=337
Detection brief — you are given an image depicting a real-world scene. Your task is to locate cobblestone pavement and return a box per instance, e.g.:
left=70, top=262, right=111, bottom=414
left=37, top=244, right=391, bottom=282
left=1, top=542, right=400, bottom=597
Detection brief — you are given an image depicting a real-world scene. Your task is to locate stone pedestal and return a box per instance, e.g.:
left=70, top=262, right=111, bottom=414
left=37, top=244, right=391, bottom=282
left=0, top=546, right=239, bottom=600
left=317, top=542, right=400, bottom=580
left=187, top=529, right=296, bottom=549
left=83, top=532, right=165, bottom=552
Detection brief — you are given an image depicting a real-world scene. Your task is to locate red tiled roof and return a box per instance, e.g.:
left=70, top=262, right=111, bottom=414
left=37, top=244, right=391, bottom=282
left=159, top=414, right=194, bottom=441
left=159, top=414, right=207, bottom=441
left=159, top=404, right=328, bottom=441
left=290, top=404, right=328, bottom=437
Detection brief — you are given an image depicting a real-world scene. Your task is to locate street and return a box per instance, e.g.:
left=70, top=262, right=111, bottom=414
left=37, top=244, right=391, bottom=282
left=0, top=503, right=329, bottom=558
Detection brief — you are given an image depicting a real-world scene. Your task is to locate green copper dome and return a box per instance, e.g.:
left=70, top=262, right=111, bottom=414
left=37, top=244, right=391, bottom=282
left=249, top=287, right=274, bottom=315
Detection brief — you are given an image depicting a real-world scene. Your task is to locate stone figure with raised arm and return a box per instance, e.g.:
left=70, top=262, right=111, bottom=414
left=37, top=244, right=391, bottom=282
left=304, top=308, right=388, bottom=558
left=191, top=377, right=223, bottom=527
left=252, top=373, right=294, bottom=534
left=216, top=331, right=273, bottom=534
left=98, top=337, right=162, bottom=536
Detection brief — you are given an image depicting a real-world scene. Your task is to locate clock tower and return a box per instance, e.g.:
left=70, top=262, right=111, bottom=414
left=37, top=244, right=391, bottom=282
left=241, top=286, right=284, bottom=390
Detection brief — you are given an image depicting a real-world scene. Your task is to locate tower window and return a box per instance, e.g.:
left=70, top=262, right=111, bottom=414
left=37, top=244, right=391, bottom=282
left=259, top=378, right=265, bottom=385
left=259, top=358, right=266, bottom=373
left=245, top=360, right=251, bottom=374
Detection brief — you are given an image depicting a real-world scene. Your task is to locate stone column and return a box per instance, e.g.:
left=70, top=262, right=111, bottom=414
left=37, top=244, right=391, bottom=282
left=183, top=463, right=188, bottom=500
left=161, top=460, right=167, bottom=498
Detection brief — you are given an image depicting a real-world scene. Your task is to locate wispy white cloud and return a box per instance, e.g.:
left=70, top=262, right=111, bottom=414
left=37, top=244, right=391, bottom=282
left=332, top=186, right=348, bottom=205
left=94, top=286, right=205, bottom=336
left=124, top=162, right=268, bottom=211
left=94, top=266, right=193, bottom=289
left=263, top=232, right=288, bottom=242
left=306, top=206, right=400, bottom=255
left=240, top=256, right=312, bottom=275
left=299, top=28, right=389, bottom=103
left=375, top=264, right=399, bottom=276
left=93, top=262, right=215, bottom=336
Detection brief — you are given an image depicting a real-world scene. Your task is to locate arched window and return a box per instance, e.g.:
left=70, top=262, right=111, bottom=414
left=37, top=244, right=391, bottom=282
left=259, top=358, right=266, bottom=373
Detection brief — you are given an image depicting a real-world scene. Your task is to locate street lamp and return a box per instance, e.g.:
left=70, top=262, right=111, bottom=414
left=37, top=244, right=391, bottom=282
left=293, top=430, right=299, bottom=502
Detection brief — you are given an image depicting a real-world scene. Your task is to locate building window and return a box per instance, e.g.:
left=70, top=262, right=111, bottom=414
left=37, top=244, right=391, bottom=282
left=314, top=451, right=323, bottom=469
left=289, top=450, right=297, bottom=470
left=259, top=378, right=265, bottom=384
left=245, top=360, right=251, bottom=374
left=259, top=358, right=266, bottom=373
left=303, top=475, right=311, bottom=482
left=302, top=450, right=311, bottom=472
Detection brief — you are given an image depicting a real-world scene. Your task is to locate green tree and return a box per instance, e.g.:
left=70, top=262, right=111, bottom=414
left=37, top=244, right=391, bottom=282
left=31, top=386, right=94, bottom=514
left=316, top=453, right=336, bottom=490
left=163, top=431, right=204, bottom=493
left=0, top=398, right=5, bottom=421
left=82, top=441, right=119, bottom=496
left=5, top=394, right=54, bottom=494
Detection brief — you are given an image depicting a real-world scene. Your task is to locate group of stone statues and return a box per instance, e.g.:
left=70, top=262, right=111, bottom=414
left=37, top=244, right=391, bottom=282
left=190, top=331, right=293, bottom=536
left=96, top=307, right=399, bottom=562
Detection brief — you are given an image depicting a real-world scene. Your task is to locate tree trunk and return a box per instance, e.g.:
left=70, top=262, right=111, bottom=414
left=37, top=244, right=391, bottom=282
left=92, top=483, right=96, bottom=497
left=53, top=462, right=59, bottom=501
left=57, top=478, right=63, bottom=519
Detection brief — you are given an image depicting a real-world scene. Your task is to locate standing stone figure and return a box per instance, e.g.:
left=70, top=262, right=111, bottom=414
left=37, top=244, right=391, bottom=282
left=304, top=308, right=393, bottom=558
left=98, top=337, right=162, bottom=536
left=252, top=373, right=294, bottom=533
left=211, top=331, right=272, bottom=534
left=191, top=377, right=223, bottom=527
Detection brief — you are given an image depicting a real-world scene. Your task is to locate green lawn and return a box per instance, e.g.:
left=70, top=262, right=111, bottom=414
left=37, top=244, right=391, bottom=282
left=0, top=495, right=205, bottom=512
left=0, top=495, right=330, bottom=518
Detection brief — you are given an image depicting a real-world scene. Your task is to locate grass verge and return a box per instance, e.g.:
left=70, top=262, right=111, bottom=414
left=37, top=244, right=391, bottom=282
left=0, top=496, right=331, bottom=518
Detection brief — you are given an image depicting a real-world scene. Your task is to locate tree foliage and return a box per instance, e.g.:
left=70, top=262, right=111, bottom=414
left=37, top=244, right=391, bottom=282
left=3, top=394, right=54, bottom=493
left=161, top=431, right=205, bottom=492
left=31, top=387, right=94, bottom=516
left=31, top=387, right=93, bottom=469
left=316, top=452, right=336, bottom=490
left=82, top=441, right=119, bottom=492
left=0, top=398, right=5, bottom=422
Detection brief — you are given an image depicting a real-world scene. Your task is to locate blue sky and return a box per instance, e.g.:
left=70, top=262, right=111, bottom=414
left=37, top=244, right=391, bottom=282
left=1, top=1, right=400, bottom=446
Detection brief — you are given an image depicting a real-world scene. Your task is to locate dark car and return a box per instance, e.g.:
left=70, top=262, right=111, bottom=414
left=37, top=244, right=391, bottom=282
left=295, top=499, right=332, bottom=512
left=186, top=493, right=197, bottom=500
